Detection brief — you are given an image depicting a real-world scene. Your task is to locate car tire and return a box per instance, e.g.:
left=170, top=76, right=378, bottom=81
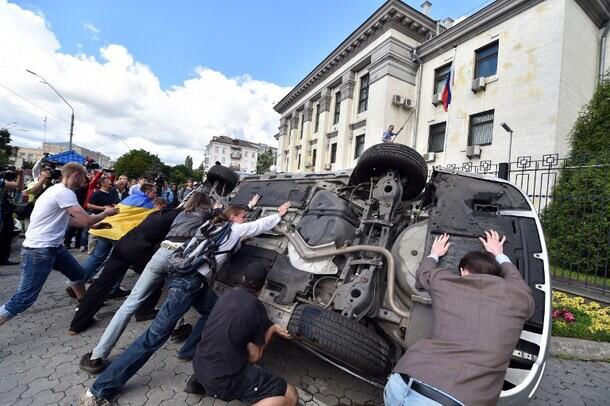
left=288, top=304, right=392, bottom=378
left=206, top=165, right=238, bottom=193
left=350, top=143, right=428, bottom=200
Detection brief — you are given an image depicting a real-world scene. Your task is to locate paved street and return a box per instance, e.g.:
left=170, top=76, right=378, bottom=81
left=0, top=247, right=608, bottom=406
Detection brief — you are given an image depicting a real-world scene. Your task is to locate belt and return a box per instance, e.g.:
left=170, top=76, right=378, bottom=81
left=399, top=374, right=462, bottom=406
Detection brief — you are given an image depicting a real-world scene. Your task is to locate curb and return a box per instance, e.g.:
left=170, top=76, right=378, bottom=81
left=550, top=336, right=610, bottom=361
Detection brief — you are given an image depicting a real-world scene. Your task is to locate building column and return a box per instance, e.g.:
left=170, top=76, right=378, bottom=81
left=336, top=71, right=356, bottom=169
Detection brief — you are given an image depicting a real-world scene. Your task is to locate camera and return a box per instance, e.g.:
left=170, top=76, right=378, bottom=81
left=154, top=174, right=166, bottom=196
left=85, top=157, right=100, bottom=171
left=39, top=155, right=62, bottom=182
left=0, top=165, right=17, bottom=182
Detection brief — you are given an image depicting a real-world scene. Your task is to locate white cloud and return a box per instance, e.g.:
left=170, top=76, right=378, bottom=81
left=0, top=0, right=290, bottom=166
left=83, top=22, right=100, bottom=41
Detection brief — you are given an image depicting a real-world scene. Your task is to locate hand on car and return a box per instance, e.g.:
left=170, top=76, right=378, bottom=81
left=430, top=233, right=451, bottom=257
left=277, top=202, right=291, bottom=217
left=248, top=193, right=261, bottom=208
left=273, top=324, right=291, bottom=339
left=479, top=229, right=506, bottom=256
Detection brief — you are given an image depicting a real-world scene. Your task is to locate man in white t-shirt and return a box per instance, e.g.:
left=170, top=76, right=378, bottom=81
left=0, top=163, right=118, bottom=326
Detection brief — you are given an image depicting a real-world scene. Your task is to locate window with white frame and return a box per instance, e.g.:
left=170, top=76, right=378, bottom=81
left=468, top=110, right=494, bottom=146
left=428, top=122, right=446, bottom=152
left=354, top=134, right=365, bottom=158
left=357, top=74, right=369, bottom=113
left=474, top=41, right=498, bottom=79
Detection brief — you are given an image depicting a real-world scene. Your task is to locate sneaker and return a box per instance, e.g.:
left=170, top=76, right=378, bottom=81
left=79, top=352, right=109, bottom=375
left=78, top=390, right=111, bottom=406
left=108, top=287, right=131, bottom=299
left=135, top=309, right=158, bottom=322
left=184, top=375, right=206, bottom=395
left=170, top=323, right=193, bottom=343
left=66, top=286, right=77, bottom=299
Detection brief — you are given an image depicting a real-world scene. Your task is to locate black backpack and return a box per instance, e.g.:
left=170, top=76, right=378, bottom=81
left=166, top=220, right=232, bottom=279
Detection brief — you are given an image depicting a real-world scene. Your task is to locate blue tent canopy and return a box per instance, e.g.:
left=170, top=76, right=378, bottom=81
left=46, top=150, right=86, bottom=165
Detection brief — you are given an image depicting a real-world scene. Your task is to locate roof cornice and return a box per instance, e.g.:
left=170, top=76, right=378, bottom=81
left=575, top=0, right=610, bottom=27
left=273, top=0, right=436, bottom=114
left=415, top=0, right=545, bottom=62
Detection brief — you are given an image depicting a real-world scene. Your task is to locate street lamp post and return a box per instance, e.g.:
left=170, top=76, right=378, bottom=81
left=501, top=122, right=514, bottom=163
left=26, top=69, right=75, bottom=151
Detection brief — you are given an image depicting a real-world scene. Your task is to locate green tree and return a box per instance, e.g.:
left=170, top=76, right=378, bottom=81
left=184, top=155, right=193, bottom=171
left=256, top=149, right=275, bottom=174
left=169, top=164, right=193, bottom=185
left=541, top=76, right=610, bottom=277
left=0, top=128, right=12, bottom=166
left=113, top=149, right=165, bottom=180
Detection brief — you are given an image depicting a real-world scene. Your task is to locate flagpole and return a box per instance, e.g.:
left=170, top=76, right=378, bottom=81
left=442, top=46, right=458, bottom=167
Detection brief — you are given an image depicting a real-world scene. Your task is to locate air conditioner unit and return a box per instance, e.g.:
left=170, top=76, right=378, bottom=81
left=392, top=94, right=405, bottom=106
left=324, top=163, right=332, bottom=170
left=404, top=98, right=416, bottom=109
left=466, top=145, right=482, bottom=158
left=423, top=152, right=436, bottom=162
left=431, top=93, right=442, bottom=106
left=471, top=77, right=486, bottom=93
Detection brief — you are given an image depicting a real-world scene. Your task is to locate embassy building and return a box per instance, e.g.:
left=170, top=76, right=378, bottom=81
left=274, top=0, right=610, bottom=172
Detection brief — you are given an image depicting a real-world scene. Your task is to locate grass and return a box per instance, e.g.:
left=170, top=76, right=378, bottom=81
left=550, top=265, right=610, bottom=289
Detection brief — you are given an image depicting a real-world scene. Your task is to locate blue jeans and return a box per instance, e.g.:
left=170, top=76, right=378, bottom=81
left=0, top=246, right=85, bottom=319
left=82, top=236, right=113, bottom=281
left=91, top=246, right=173, bottom=360
left=384, top=373, right=462, bottom=406
left=176, top=291, right=217, bottom=359
left=90, top=272, right=210, bottom=400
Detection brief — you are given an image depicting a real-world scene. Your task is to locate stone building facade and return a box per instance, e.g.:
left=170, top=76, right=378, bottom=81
left=203, top=135, right=277, bottom=173
left=274, top=0, right=610, bottom=172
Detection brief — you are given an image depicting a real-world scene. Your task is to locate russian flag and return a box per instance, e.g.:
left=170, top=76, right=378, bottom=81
left=441, top=63, right=454, bottom=112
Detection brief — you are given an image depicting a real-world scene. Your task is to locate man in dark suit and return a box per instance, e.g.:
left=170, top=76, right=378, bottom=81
left=385, top=230, right=535, bottom=406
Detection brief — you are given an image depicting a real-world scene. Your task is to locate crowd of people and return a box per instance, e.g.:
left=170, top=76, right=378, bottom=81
left=0, top=158, right=535, bottom=406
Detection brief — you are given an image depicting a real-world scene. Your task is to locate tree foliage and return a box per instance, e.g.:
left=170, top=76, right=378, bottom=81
left=256, top=149, right=275, bottom=174
left=113, top=149, right=166, bottom=180
left=0, top=129, right=12, bottom=166
left=184, top=155, right=193, bottom=171
left=541, top=77, right=610, bottom=277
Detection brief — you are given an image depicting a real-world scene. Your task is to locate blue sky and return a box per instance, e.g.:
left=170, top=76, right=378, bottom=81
left=16, top=0, right=487, bottom=89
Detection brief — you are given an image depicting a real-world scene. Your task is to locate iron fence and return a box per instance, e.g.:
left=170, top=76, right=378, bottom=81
left=435, top=154, right=610, bottom=297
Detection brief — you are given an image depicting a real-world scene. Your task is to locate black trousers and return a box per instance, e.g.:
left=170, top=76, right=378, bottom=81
left=0, top=211, right=15, bottom=262
left=69, top=238, right=162, bottom=333
left=64, top=226, right=83, bottom=248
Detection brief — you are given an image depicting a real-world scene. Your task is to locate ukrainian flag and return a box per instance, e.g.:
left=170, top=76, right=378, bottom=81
left=89, top=193, right=156, bottom=241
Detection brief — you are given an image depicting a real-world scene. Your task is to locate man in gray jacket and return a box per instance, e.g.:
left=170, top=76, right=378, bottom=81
left=385, top=230, right=535, bottom=406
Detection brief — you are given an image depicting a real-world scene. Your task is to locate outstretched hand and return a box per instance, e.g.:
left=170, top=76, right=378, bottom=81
left=430, top=233, right=451, bottom=257
left=248, top=193, right=261, bottom=208
left=479, top=229, right=506, bottom=256
left=277, top=201, right=291, bottom=217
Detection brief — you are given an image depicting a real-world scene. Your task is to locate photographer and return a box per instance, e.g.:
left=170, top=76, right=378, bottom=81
left=0, top=167, right=24, bottom=265
left=0, top=163, right=118, bottom=326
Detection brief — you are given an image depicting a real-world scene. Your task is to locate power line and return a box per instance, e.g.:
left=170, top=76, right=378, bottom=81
left=0, top=81, right=69, bottom=124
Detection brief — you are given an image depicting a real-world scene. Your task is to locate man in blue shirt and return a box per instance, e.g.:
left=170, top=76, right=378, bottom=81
left=382, top=124, right=398, bottom=143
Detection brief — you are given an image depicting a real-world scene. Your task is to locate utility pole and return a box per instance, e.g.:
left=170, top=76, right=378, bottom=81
left=26, top=69, right=75, bottom=151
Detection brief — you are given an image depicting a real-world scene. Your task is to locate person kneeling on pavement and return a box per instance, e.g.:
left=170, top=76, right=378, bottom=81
left=186, top=263, right=298, bottom=406
left=384, top=230, right=535, bottom=406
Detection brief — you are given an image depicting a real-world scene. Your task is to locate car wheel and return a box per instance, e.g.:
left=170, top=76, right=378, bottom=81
left=350, top=143, right=428, bottom=200
left=206, top=165, right=238, bottom=193
left=288, top=304, right=392, bottom=379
